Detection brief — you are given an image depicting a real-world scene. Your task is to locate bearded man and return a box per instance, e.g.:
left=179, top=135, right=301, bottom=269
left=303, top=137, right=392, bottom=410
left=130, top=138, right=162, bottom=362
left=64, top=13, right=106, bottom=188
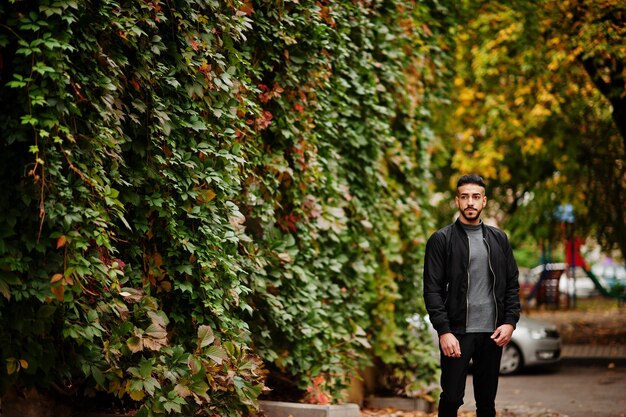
left=423, top=174, right=521, bottom=417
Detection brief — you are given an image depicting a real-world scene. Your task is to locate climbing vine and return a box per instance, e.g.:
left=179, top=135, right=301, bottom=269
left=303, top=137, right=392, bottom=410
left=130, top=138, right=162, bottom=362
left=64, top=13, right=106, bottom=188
left=0, top=0, right=447, bottom=414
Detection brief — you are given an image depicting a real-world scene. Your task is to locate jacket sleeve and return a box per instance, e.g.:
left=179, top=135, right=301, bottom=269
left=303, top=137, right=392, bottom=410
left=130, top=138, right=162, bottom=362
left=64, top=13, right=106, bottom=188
left=501, top=232, right=521, bottom=327
left=423, top=231, right=451, bottom=335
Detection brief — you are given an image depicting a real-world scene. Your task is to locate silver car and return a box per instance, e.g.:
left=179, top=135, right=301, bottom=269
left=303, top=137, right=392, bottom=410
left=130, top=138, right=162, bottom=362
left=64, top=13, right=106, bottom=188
left=416, top=314, right=561, bottom=375
left=498, top=315, right=561, bottom=374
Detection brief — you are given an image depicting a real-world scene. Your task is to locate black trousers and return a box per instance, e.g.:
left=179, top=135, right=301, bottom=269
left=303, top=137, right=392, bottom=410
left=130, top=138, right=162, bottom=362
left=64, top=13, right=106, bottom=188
left=438, top=332, right=503, bottom=417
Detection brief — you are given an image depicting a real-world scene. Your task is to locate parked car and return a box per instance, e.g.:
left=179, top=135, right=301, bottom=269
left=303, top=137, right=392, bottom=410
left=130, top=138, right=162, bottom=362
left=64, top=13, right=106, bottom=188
left=412, top=314, right=561, bottom=375
left=496, top=315, right=561, bottom=374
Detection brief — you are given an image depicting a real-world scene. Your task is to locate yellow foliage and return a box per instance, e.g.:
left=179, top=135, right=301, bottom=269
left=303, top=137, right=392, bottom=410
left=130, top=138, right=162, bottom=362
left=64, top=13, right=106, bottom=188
left=538, top=90, right=558, bottom=105
left=107, top=380, right=128, bottom=398
left=521, top=136, right=544, bottom=155
left=518, top=85, right=532, bottom=96
left=451, top=139, right=504, bottom=181
left=458, top=87, right=475, bottom=103
left=568, top=46, right=583, bottom=62
left=129, top=390, right=145, bottom=401
left=5, top=358, right=29, bottom=375
left=530, top=103, right=551, bottom=118
left=494, top=21, right=523, bottom=45
left=457, top=128, right=475, bottom=145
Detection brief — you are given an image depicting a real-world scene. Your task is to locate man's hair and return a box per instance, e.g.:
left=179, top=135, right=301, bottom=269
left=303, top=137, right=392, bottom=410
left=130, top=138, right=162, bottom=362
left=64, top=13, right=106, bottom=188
left=456, top=174, right=486, bottom=190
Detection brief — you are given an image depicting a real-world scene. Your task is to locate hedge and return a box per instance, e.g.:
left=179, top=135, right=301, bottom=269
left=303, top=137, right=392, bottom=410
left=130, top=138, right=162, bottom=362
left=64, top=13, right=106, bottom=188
left=0, top=1, right=447, bottom=415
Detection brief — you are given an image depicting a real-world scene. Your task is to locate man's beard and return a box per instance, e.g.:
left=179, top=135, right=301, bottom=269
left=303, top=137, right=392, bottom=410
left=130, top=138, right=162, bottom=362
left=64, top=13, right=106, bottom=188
left=460, top=207, right=482, bottom=222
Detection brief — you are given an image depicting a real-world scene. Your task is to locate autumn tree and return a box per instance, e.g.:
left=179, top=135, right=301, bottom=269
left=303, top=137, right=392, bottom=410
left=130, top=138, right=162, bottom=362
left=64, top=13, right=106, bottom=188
left=431, top=0, right=625, bottom=261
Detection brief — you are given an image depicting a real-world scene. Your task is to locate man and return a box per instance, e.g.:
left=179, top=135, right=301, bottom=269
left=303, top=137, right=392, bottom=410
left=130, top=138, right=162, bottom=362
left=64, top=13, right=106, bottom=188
left=423, top=174, right=520, bottom=417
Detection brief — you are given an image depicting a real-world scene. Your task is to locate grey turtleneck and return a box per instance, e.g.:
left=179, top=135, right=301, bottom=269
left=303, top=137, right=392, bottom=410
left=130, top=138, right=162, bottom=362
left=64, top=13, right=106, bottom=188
left=462, top=222, right=496, bottom=333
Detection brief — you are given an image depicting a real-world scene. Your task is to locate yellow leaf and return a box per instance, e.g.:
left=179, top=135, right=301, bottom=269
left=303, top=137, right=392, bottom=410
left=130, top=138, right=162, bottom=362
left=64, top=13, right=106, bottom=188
left=522, top=135, right=544, bottom=155
left=129, top=390, right=145, bottom=401
left=19, top=359, right=28, bottom=369
left=107, top=380, right=126, bottom=398
left=204, top=189, right=217, bottom=202
left=459, top=88, right=475, bottom=102
left=6, top=358, right=17, bottom=375
left=530, top=103, right=551, bottom=118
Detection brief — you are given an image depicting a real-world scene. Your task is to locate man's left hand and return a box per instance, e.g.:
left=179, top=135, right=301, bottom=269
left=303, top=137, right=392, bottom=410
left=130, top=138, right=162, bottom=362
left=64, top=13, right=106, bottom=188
left=491, top=324, right=514, bottom=347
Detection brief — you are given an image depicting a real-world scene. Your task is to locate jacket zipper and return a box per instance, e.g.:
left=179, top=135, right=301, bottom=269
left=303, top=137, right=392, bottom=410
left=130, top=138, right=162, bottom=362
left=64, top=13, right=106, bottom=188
left=466, top=235, right=470, bottom=328
left=484, top=237, right=498, bottom=329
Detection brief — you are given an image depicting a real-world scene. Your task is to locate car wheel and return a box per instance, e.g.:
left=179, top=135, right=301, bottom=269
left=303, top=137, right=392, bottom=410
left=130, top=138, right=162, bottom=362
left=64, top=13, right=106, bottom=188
left=499, top=343, right=523, bottom=375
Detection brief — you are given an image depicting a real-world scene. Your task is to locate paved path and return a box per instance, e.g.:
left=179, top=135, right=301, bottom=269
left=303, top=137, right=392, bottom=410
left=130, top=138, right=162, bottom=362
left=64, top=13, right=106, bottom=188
left=492, top=365, right=625, bottom=417
left=459, top=345, right=626, bottom=417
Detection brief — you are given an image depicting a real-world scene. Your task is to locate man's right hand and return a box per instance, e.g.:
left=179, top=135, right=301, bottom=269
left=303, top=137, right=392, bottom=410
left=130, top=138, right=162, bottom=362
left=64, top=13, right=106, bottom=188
left=439, top=332, right=461, bottom=358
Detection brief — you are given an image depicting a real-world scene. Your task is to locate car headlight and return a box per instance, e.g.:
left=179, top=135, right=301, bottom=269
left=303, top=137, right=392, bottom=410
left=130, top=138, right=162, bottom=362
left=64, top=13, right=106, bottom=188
left=530, top=328, right=560, bottom=339
left=530, top=329, right=549, bottom=339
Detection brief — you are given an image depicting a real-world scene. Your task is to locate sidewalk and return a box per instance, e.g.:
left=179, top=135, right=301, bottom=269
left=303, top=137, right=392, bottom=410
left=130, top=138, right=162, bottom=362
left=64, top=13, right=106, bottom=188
left=561, top=343, right=626, bottom=365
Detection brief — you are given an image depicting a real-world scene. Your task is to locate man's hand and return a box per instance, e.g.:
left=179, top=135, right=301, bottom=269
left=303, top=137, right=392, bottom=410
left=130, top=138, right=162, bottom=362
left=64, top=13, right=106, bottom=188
left=439, top=333, right=461, bottom=358
left=491, top=324, right=514, bottom=347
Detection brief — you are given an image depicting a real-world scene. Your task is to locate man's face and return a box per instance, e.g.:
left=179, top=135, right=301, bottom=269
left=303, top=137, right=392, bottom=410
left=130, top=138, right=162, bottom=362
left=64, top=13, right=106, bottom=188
left=455, top=183, right=487, bottom=225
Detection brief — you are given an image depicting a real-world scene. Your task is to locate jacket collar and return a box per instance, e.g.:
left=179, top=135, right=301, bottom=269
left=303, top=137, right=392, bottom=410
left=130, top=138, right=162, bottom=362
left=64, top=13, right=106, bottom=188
left=454, top=217, right=486, bottom=234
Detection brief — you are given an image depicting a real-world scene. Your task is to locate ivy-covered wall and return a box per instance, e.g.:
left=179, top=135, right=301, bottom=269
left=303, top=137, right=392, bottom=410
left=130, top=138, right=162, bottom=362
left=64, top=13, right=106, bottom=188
left=0, top=1, right=446, bottom=415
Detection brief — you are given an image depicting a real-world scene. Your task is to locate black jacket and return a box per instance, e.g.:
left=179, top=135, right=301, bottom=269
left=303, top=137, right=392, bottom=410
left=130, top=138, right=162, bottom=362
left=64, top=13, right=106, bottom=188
left=423, top=218, right=521, bottom=336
